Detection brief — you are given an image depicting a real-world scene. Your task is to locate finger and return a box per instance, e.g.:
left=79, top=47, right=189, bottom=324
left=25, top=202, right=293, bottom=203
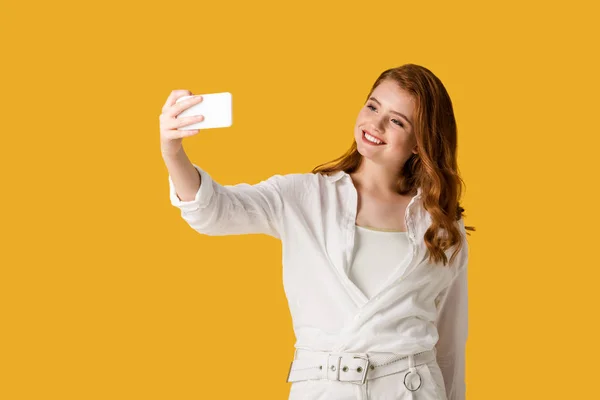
left=169, top=127, right=201, bottom=138
left=175, top=115, right=204, bottom=129
left=162, top=89, right=192, bottom=111
left=165, top=95, right=203, bottom=118
left=164, top=114, right=204, bottom=130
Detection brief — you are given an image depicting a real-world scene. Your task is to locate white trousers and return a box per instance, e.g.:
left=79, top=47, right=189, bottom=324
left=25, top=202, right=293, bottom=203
left=286, top=348, right=447, bottom=400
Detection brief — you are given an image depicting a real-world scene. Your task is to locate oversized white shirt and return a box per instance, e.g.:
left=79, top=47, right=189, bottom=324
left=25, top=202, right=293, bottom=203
left=168, top=164, right=469, bottom=400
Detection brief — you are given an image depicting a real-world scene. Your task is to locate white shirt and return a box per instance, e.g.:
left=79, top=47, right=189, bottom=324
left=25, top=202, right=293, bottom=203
left=168, top=164, right=469, bottom=400
left=349, top=225, right=411, bottom=299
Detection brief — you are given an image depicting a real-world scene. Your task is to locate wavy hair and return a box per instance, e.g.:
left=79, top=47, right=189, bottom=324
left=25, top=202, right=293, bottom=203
left=312, top=64, right=476, bottom=267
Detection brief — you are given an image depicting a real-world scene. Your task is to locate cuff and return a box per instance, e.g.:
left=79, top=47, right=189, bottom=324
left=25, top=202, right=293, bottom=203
left=168, top=164, right=215, bottom=212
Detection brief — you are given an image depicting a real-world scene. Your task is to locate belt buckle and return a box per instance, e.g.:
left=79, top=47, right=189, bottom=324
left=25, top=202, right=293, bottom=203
left=352, top=355, right=370, bottom=385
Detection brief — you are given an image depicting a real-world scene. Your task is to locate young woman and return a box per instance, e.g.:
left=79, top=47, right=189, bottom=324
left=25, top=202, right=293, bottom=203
left=160, top=63, right=475, bottom=400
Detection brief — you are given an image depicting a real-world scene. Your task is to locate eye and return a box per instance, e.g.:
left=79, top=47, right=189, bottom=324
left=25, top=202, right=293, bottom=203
left=367, top=104, right=404, bottom=128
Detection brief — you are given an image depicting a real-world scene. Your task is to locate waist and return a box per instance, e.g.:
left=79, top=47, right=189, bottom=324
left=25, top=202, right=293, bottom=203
left=286, top=348, right=437, bottom=385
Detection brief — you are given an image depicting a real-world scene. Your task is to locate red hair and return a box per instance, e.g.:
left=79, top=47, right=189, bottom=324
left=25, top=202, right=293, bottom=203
left=312, top=64, right=476, bottom=267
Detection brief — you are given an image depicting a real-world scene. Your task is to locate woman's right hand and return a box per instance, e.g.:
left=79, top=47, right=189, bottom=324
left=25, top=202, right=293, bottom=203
left=159, top=90, right=205, bottom=157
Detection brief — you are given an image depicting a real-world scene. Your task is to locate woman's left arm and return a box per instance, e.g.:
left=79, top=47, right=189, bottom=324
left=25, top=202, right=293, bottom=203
left=434, top=238, right=469, bottom=400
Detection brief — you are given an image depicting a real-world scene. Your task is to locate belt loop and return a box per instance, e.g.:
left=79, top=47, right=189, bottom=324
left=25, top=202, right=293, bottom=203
left=403, top=353, right=422, bottom=392
left=408, top=353, right=415, bottom=373
left=327, top=354, right=341, bottom=381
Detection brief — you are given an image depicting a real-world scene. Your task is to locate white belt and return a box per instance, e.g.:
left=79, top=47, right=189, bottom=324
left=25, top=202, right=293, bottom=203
left=286, top=348, right=436, bottom=389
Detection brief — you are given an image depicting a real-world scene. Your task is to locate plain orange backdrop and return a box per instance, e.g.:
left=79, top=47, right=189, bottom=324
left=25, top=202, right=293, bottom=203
left=1, top=0, right=599, bottom=398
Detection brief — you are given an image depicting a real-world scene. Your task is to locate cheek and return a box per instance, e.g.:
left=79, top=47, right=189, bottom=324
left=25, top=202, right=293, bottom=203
left=389, top=134, right=414, bottom=150
left=357, top=109, right=369, bottom=121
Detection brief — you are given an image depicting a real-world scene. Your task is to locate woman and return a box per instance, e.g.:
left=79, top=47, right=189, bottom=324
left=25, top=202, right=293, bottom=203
left=160, top=63, right=475, bottom=400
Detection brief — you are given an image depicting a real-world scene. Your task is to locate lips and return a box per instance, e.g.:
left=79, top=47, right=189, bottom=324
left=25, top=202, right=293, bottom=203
left=362, top=129, right=386, bottom=144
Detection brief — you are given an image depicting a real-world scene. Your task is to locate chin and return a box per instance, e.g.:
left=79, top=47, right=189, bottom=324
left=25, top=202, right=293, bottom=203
left=356, top=141, right=373, bottom=159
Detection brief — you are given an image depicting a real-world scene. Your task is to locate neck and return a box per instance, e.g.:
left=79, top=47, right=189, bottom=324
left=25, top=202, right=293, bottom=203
left=351, top=158, right=403, bottom=197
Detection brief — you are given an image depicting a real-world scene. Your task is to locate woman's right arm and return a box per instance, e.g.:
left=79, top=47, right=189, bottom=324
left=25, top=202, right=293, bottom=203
left=162, top=146, right=201, bottom=202
left=160, top=89, right=294, bottom=240
left=165, top=160, right=292, bottom=239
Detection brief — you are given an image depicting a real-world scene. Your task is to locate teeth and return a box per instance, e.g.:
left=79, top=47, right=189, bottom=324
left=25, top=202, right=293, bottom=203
left=364, top=131, right=383, bottom=144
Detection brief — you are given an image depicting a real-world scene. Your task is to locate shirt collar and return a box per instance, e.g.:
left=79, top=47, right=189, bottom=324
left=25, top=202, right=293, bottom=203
left=323, top=170, right=346, bottom=183
left=322, top=170, right=423, bottom=197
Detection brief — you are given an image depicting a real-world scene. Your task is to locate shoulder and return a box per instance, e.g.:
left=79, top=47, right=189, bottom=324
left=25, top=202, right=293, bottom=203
left=272, top=170, right=346, bottom=188
left=268, top=170, right=346, bottom=206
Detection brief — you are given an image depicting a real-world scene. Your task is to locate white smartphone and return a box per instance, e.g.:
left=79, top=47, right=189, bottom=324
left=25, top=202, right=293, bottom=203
left=175, top=92, right=232, bottom=130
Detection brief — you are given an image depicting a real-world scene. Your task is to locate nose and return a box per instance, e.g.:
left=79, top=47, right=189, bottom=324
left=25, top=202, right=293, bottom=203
left=371, top=114, right=386, bottom=132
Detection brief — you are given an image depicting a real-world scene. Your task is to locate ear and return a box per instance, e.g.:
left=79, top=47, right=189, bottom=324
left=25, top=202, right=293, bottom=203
left=412, top=146, right=418, bottom=155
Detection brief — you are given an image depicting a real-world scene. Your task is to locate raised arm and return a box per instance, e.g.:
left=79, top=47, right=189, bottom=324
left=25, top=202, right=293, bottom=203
left=164, top=148, right=291, bottom=239
left=160, top=89, right=293, bottom=239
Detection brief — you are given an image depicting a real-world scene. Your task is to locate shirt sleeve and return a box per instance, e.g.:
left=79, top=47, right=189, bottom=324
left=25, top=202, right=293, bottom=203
left=168, top=163, right=294, bottom=239
left=434, top=238, right=469, bottom=400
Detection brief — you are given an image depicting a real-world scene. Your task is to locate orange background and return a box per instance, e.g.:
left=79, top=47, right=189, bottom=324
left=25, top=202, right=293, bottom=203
left=1, top=0, right=598, bottom=398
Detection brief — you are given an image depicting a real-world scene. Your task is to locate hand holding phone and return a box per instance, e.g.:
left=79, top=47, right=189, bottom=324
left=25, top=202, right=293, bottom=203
left=175, top=92, right=233, bottom=130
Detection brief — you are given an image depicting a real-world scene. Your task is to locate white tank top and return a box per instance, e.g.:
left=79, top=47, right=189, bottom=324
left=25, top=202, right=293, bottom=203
left=349, top=224, right=411, bottom=299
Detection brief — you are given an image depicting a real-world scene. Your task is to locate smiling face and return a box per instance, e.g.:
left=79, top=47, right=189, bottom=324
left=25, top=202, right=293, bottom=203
left=354, top=79, right=418, bottom=171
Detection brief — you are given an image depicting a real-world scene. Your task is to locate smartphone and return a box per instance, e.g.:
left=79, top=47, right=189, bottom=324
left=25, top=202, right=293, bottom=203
left=175, top=92, right=232, bottom=130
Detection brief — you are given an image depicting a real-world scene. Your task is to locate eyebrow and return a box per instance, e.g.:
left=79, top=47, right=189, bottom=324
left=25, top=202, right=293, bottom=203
left=368, top=97, right=412, bottom=127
